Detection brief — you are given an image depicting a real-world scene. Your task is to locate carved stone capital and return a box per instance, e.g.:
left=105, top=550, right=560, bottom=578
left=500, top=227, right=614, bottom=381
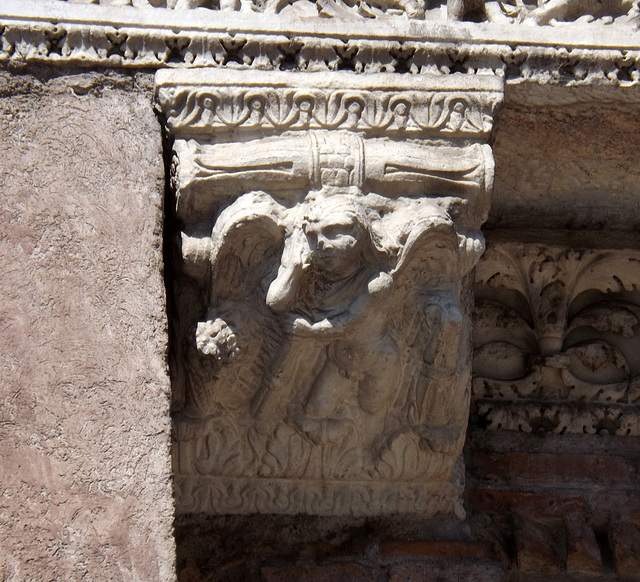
left=158, top=69, right=503, bottom=516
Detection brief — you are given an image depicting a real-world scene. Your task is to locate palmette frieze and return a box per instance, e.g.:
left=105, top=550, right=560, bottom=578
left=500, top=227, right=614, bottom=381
left=157, top=81, right=501, bottom=139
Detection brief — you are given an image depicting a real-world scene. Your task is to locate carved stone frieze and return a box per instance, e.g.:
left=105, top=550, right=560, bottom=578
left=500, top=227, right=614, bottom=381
left=473, top=240, right=640, bottom=435
left=2, top=1, right=640, bottom=88
left=158, top=69, right=503, bottom=516
left=157, top=71, right=501, bottom=139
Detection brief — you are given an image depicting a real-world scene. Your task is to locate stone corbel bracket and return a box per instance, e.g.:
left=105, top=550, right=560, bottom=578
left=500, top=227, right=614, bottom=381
left=158, top=69, right=504, bottom=517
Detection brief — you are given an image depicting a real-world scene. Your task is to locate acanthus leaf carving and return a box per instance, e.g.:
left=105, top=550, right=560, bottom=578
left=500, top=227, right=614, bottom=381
left=473, top=241, right=640, bottom=435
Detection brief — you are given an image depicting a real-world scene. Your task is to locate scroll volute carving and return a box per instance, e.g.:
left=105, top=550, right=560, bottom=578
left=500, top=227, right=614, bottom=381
left=157, top=69, right=503, bottom=516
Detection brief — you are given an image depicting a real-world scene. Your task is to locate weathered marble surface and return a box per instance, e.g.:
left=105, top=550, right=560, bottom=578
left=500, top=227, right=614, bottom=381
left=0, top=69, right=174, bottom=581
left=40, top=0, right=640, bottom=27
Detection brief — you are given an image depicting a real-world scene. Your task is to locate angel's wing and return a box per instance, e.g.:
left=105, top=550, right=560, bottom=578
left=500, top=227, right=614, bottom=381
left=182, top=191, right=287, bottom=419
left=209, top=191, right=286, bottom=304
left=390, top=205, right=460, bottom=292
left=374, top=203, right=468, bottom=477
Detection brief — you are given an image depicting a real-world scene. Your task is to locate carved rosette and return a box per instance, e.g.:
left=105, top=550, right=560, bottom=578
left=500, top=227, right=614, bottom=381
left=473, top=240, right=640, bottom=436
left=157, top=69, right=503, bottom=516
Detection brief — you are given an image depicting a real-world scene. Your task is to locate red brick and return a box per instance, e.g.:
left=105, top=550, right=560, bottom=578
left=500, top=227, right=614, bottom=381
left=261, top=563, right=372, bottom=582
left=611, top=521, right=640, bottom=577
left=380, top=540, right=497, bottom=560
left=388, top=560, right=504, bottom=582
left=565, top=517, right=603, bottom=574
left=473, top=452, right=635, bottom=486
left=470, top=489, right=585, bottom=518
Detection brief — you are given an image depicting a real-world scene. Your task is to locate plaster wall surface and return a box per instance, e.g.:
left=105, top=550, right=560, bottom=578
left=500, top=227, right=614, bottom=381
left=0, top=68, right=175, bottom=581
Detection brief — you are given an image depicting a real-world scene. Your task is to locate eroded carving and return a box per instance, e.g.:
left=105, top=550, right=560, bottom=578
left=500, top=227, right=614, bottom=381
left=473, top=242, right=640, bottom=435
left=159, top=69, right=502, bottom=516
left=487, top=0, right=640, bottom=26
left=48, top=0, right=429, bottom=16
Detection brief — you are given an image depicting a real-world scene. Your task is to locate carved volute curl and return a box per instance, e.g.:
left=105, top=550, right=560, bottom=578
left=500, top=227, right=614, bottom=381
left=157, top=69, right=503, bottom=516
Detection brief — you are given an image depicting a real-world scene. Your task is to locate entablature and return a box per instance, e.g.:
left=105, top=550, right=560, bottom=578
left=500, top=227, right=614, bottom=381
left=2, top=0, right=640, bottom=88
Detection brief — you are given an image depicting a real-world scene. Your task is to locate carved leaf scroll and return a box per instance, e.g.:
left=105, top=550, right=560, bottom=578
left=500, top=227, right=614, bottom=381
left=473, top=242, right=640, bottom=435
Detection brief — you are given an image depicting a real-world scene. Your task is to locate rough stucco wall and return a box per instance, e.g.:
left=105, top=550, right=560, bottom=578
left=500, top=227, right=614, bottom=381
left=0, top=68, right=175, bottom=581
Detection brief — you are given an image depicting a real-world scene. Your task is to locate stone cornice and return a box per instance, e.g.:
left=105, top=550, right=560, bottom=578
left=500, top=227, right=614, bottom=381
left=2, top=0, right=640, bottom=86
left=2, top=1, right=640, bottom=47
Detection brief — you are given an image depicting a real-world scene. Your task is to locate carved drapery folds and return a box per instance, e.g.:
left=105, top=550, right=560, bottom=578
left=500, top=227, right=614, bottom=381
left=473, top=240, right=640, bottom=437
left=157, top=69, right=503, bottom=516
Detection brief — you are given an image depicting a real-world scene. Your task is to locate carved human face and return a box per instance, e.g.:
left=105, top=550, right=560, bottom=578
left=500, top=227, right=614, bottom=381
left=304, top=212, right=364, bottom=276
